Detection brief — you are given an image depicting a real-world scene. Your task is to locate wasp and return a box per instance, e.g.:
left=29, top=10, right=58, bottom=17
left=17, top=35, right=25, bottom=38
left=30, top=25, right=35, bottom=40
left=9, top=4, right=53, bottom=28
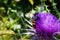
left=32, top=20, right=36, bottom=28
left=32, top=13, right=38, bottom=28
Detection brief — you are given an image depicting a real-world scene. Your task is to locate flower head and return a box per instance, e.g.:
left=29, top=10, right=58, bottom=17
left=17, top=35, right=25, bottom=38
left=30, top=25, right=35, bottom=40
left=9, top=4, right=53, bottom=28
left=32, top=12, right=60, bottom=40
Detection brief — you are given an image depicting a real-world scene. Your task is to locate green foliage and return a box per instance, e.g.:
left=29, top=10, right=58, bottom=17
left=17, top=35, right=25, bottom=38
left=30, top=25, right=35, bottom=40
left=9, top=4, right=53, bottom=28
left=0, top=0, right=60, bottom=40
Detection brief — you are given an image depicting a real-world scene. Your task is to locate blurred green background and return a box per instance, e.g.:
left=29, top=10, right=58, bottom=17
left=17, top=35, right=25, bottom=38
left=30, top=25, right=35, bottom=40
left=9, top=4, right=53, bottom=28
left=0, top=0, right=60, bottom=40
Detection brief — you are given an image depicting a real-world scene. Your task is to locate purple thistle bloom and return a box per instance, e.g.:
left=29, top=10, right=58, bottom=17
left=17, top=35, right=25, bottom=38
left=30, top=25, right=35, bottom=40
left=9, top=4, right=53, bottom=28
left=32, top=12, right=60, bottom=40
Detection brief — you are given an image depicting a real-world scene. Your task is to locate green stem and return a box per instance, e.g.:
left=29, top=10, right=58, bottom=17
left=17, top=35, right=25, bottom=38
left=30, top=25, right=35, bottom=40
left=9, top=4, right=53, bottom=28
left=51, top=0, right=60, bottom=19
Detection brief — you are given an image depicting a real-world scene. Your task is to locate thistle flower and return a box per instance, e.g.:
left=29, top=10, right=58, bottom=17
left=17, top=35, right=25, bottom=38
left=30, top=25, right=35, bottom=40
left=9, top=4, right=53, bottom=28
left=32, top=11, right=60, bottom=40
